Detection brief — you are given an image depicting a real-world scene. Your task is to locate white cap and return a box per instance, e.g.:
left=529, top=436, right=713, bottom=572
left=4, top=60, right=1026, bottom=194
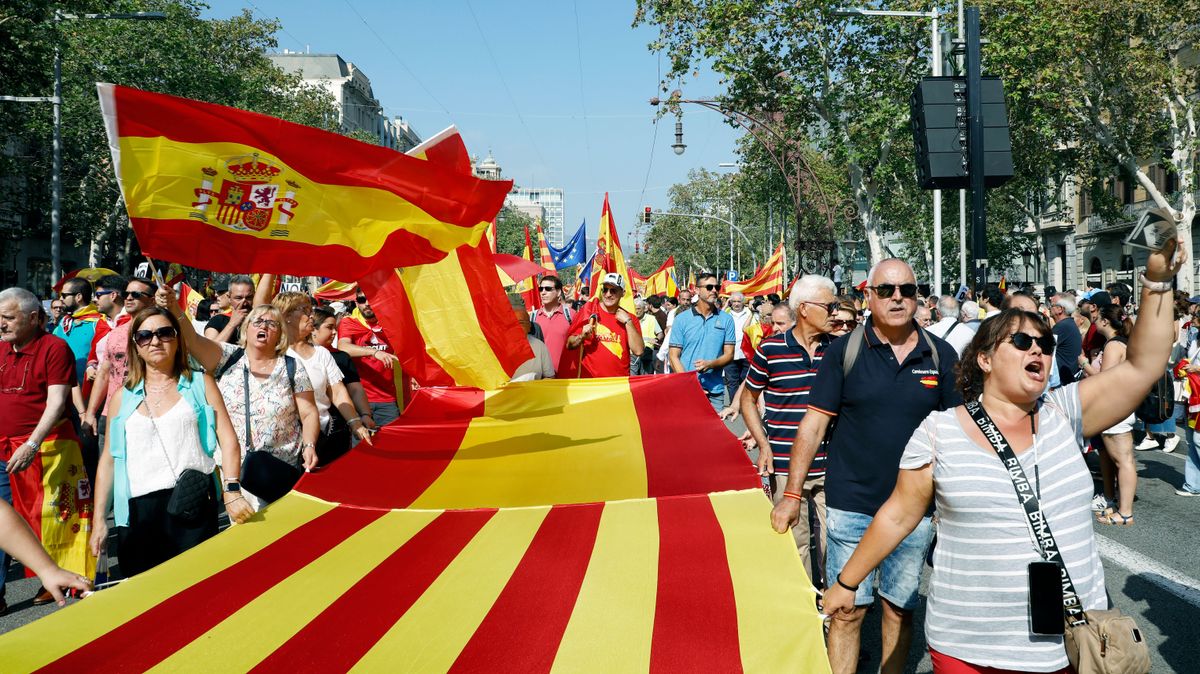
left=601, top=272, right=625, bottom=291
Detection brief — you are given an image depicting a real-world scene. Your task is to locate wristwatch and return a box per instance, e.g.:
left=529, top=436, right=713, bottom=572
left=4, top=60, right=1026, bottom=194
left=301, top=441, right=315, bottom=450
left=22, top=440, right=38, bottom=452
left=224, top=481, right=242, bottom=493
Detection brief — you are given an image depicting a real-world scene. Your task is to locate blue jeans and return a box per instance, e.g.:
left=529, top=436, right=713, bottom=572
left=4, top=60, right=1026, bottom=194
left=0, top=460, right=10, bottom=598
left=723, top=360, right=750, bottom=405
left=826, top=506, right=934, bottom=610
left=706, top=391, right=725, bottom=413
left=1178, top=402, right=1200, bottom=493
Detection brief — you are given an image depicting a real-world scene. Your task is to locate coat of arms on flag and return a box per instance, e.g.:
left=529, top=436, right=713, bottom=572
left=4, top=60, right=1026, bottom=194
left=190, top=154, right=299, bottom=236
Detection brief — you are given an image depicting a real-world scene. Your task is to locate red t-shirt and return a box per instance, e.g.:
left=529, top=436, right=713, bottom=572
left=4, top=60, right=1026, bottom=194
left=0, top=330, right=77, bottom=441
left=561, top=299, right=642, bottom=378
left=338, top=316, right=396, bottom=404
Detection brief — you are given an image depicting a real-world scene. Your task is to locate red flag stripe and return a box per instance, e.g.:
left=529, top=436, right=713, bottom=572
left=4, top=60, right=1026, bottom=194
left=250, top=509, right=497, bottom=673
left=630, top=374, right=761, bottom=497
left=448, top=503, right=605, bottom=673
left=458, top=244, right=535, bottom=377
left=291, top=394, right=480, bottom=508
left=649, top=495, right=743, bottom=673
left=112, top=86, right=508, bottom=228
left=131, top=218, right=454, bottom=277
left=355, top=266, right=453, bottom=386
left=38, top=506, right=384, bottom=672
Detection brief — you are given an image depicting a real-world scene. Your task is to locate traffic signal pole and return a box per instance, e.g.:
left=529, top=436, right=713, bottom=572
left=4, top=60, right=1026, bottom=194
left=965, top=6, right=987, bottom=289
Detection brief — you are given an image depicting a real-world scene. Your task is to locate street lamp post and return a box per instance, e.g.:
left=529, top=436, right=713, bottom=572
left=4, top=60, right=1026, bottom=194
left=650, top=96, right=839, bottom=278
left=44, top=11, right=166, bottom=285
left=834, top=6, right=943, bottom=294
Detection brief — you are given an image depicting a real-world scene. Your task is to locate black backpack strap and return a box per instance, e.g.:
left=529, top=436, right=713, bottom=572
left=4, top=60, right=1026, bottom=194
left=284, top=354, right=296, bottom=393
left=216, top=347, right=245, bottom=380
left=920, top=327, right=941, bottom=372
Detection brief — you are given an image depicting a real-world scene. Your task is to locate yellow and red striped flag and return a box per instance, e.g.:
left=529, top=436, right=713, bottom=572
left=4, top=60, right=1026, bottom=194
left=588, top=193, right=635, bottom=313
left=485, top=217, right=498, bottom=254
left=53, top=267, right=117, bottom=293
left=494, top=253, right=545, bottom=287
left=0, top=375, right=829, bottom=673
left=722, top=242, right=785, bottom=298
left=517, top=223, right=541, bottom=312
left=643, top=256, right=679, bottom=297
left=97, top=84, right=510, bottom=279
left=535, top=223, right=555, bottom=272
left=6, top=420, right=95, bottom=584
left=176, top=282, right=205, bottom=318
left=313, top=279, right=357, bottom=303
left=687, top=268, right=697, bottom=293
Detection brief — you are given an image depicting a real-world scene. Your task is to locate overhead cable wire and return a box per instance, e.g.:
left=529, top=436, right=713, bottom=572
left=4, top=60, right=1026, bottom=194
left=464, top=0, right=551, bottom=181
left=637, top=53, right=663, bottom=212
left=244, top=0, right=305, bottom=52
left=343, top=0, right=453, bottom=119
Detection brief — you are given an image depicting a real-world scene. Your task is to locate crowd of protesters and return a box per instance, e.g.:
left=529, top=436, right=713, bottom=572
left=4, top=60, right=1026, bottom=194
left=0, top=238, right=1194, bottom=674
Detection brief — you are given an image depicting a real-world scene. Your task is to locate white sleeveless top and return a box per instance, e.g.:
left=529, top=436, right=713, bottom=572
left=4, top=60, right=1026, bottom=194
left=123, top=398, right=214, bottom=498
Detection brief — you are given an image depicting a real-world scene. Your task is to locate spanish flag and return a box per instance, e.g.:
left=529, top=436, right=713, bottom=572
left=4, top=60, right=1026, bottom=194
left=0, top=376, right=829, bottom=673
left=97, top=84, right=511, bottom=279
left=517, top=223, right=541, bottom=312
left=722, top=242, right=785, bottom=298
left=6, top=420, right=95, bottom=583
left=741, top=320, right=773, bottom=360
left=628, top=267, right=648, bottom=296
left=643, top=256, right=679, bottom=297
left=485, top=217, right=498, bottom=254
left=176, top=282, right=205, bottom=318
left=494, top=253, right=545, bottom=287
left=588, top=193, right=636, bottom=313
left=313, top=279, right=358, bottom=303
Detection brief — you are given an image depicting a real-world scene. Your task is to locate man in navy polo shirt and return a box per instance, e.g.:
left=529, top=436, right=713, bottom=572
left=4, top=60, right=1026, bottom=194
left=770, top=259, right=961, bottom=674
left=742, top=275, right=836, bottom=587
left=669, top=272, right=736, bottom=411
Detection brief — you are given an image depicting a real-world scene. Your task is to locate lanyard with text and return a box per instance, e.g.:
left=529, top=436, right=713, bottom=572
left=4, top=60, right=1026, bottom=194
left=964, top=400, right=1088, bottom=627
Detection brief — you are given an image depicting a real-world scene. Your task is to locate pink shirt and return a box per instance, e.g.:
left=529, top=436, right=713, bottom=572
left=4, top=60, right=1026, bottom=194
left=532, top=304, right=572, bottom=373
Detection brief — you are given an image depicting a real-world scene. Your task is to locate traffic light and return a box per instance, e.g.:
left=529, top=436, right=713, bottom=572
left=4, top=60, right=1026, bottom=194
left=643, top=207, right=652, bottom=224
left=910, top=76, right=1013, bottom=190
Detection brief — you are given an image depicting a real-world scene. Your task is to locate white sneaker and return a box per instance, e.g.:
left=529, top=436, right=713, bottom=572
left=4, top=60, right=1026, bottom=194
left=1163, top=436, right=1180, bottom=453
left=1091, top=493, right=1113, bottom=513
left=1175, top=488, right=1199, bottom=496
left=1134, top=436, right=1160, bottom=451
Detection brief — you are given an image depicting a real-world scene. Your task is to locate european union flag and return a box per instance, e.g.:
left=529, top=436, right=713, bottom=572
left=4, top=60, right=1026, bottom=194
left=550, top=220, right=587, bottom=269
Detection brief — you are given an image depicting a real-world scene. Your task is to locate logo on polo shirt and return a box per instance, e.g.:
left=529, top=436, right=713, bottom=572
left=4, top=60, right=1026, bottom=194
left=919, top=376, right=938, bottom=389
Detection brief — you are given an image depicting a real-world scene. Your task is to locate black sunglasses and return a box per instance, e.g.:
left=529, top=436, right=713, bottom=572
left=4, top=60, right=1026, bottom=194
left=830, top=318, right=857, bottom=329
left=1009, top=331, right=1055, bottom=353
left=126, top=290, right=152, bottom=300
left=701, top=284, right=720, bottom=291
left=801, top=300, right=840, bottom=314
left=133, top=326, right=178, bottom=346
left=539, top=286, right=557, bottom=292
left=356, top=297, right=369, bottom=304
left=871, top=283, right=918, bottom=299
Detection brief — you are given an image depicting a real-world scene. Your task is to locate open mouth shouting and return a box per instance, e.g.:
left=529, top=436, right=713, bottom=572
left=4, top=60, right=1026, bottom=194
left=1023, top=358, right=1045, bottom=383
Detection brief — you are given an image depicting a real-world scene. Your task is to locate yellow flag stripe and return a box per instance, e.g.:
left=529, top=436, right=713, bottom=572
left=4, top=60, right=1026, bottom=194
left=348, top=506, right=549, bottom=672
left=146, top=509, right=440, bottom=673
left=398, top=255, right=510, bottom=387
left=0, top=494, right=333, bottom=673
left=710, top=490, right=831, bottom=674
left=411, top=379, right=648, bottom=509
left=551, top=498, right=659, bottom=672
left=119, top=137, right=479, bottom=256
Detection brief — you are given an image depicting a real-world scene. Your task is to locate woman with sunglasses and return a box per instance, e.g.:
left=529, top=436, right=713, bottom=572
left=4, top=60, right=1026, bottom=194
left=273, top=292, right=372, bottom=465
left=822, top=241, right=1183, bottom=672
left=830, top=299, right=858, bottom=337
left=1077, top=304, right=1139, bottom=525
left=158, top=287, right=320, bottom=508
left=91, top=308, right=252, bottom=576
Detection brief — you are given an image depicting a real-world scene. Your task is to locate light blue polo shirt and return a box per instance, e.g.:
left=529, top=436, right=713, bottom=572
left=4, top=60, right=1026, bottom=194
left=669, top=306, right=736, bottom=393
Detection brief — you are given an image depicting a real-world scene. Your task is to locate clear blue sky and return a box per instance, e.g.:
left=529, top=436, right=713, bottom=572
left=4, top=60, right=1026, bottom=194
left=202, top=0, right=740, bottom=247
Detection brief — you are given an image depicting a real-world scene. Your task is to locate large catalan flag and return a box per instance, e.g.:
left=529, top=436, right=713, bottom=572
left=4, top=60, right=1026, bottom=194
left=97, top=85, right=510, bottom=279
left=0, top=375, right=830, bottom=673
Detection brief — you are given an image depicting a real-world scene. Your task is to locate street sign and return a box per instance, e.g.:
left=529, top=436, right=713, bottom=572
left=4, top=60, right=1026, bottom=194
left=727, top=270, right=738, bottom=281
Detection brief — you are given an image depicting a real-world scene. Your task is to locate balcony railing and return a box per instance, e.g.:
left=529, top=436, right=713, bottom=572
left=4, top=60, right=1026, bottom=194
left=1086, top=199, right=1163, bottom=234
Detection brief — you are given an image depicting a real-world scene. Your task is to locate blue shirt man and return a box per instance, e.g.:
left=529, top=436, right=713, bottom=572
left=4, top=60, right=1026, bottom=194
left=669, top=272, right=736, bottom=411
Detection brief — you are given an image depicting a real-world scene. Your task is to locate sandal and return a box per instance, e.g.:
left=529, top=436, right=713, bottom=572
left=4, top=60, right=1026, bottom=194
left=1098, top=512, right=1134, bottom=526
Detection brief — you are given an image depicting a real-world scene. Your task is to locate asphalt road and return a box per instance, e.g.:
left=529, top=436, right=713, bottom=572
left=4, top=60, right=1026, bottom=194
left=1, top=418, right=1197, bottom=674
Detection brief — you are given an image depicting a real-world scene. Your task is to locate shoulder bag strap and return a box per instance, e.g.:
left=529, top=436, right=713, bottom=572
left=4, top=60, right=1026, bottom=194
left=919, top=327, right=941, bottom=371
left=242, top=364, right=254, bottom=453
left=964, top=400, right=1088, bottom=627
left=841, top=323, right=867, bottom=379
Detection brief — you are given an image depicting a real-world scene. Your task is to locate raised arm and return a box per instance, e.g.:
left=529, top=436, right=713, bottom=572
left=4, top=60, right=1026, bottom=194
left=252, top=273, right=277, bottom=307
left=157, top=285, right=224, bottom=372
left=1078, top=238, right=1185, bottom=437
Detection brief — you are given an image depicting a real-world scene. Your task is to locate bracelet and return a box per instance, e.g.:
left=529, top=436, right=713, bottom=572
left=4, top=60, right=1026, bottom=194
left=1139, top=273, right=1172, bottom=293
left=781, top=491, right=804, bottom=502
left=347, top=416, right=363, bottom=427
left=836, top=574, right=860, bottom=592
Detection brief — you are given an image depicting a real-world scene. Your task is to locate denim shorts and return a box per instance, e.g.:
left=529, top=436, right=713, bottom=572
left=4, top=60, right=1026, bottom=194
left=825, top=506, right=933, bottom=611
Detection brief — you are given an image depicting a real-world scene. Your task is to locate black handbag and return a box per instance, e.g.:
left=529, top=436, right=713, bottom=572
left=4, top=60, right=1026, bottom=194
left=238, top=363, right=303, bottom=504
left=168, top=469, right=213, bottom=521
left=142, top=400, right=213, bottom=522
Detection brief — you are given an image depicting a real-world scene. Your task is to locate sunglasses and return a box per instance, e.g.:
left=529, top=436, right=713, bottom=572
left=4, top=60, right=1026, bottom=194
left=601, top=285, right=622, bottom=295
left=871, top=283, right=918, bottom=299
left=126, top=290, right=152, bottom=300
left=701, top=284, right=720, bottom=291
left=830, top=319, right=857, bottom=330
left=801, top=301, right=840, bottom=314
left=1009, top=331, right=1055, bottom=353
left=539, top=286, right=557, bottom=292
left=355, top=297, right=369, bottom=304
left=133, top=326, right=178, bottom=346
